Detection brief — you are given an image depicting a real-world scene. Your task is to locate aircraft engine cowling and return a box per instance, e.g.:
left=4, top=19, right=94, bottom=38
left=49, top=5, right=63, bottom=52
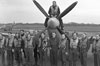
left=47, top=17, right=60, bottom=29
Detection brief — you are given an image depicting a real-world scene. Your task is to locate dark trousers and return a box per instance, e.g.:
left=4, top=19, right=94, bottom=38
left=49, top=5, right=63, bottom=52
left=24, top=48, right=34, bottom=66
left=14, top=48, right=22, bottom=66
left=39, top=49, right=44, bottom=66
left=7, top=49, right=14, bottom=66
left=34, top=48, right=40, bottom=66
left=0, top=48, right=6, bottom=66
left=59, top=19, right=64, bottom=30
left=69, top=48, right=79, bottom=66
left=50, top=49, right=58, bottom=66
left=80, top=52, right=87, bottom=66
left=94, top=53, right=98, bottom=66
left=58, top=48, right=66, bottom=66
left=94, top=51, right=100, bottom=66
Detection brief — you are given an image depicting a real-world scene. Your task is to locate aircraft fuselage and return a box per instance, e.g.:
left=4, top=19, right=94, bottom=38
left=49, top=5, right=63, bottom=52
left=47, top=17, right=60, bottom=29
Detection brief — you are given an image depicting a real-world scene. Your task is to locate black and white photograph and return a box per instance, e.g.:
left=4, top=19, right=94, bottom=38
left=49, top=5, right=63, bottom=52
left=0, top=0, right=100, bottom=66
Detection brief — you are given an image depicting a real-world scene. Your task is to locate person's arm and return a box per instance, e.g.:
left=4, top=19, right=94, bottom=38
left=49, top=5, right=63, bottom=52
left=32, top=37, right=35, bottom=49
left=12, top=39, right=15, bottom=52
left=86, top=39, right=91, bottom=52
left=58, top=39, right=61, bottom=49
left=57, top=7, right=60, bottom=16
left=5, top=38, right=9, bottom=49
left=92, top=40, right=96, bottom=53
left=77, top=39, right=81, bottom=52
left=1, top=37, right=5, bottom=48
left=48, top=6, right=52, bottom=16
left=38, top=38, right=41, bottom=47
left=65, top=39, right=69, bottom=54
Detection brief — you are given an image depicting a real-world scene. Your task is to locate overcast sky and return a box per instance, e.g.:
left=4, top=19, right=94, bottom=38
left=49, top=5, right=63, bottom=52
left=0, top=0, right=100, bottom=24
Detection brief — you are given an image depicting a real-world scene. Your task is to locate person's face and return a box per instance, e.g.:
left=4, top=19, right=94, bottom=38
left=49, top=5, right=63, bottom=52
left=41, top=33, right=45, bottom=38
left=52, top=33, right=56, bottom=38
left=15, top=33, right=19, bottom=37
left=35, top=30, right=38, bottom=35
left=73, top=33, right=77, bottom=39
left=96, top=35, right=100, bottom=39
left=27, top=34, right=31, bottom=40
left=62, top=34, right=65, bottom=39
left=82, top=34, right=86, bottom=38
left=53, top=1, right=56, bottom=6
left=20, top=31, right=24, bottom=35
left=8, top=33, right=12, bottom=38
left=26, top=31, right=30, bottom=35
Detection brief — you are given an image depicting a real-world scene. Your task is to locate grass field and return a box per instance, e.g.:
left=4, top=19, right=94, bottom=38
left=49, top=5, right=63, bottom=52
left=0, top=24, right=99, bottom=37
left=0, top=24, right=99, bottom=36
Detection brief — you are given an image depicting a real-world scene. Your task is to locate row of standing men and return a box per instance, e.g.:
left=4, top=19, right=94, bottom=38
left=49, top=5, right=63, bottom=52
left=0, top=30, right=100, bottom=66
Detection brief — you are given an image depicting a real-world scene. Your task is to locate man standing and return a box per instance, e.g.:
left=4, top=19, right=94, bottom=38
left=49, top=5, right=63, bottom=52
left=44, top=1, right=63, bottom=30
left=38, top=32, right=48, bottom=66
left=78, top=33, right=90, bottom=66
left=25, top=32, right=34, bottom=66
left=20, top=30, right=26, bottom=64
left=92, top=35, right=100, bottom=66
left=0, top=33, right=6, bottom=66
left=6, top=32, right=14, bottom=66
left=33, top=31, right=40, bottom=66
left=48, top=32, right=59, bottom=66
left=59, top=34, right=69, bottom=66
left=69, top=32, right=79, bottom=66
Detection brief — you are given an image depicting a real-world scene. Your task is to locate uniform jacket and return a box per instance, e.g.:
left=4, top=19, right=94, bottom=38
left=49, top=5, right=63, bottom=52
left=13, top=37, right=21, bottom=48
left=70, top=37, right=79, bottom=49
left=0, top=37, right=6, bottom=48
left=48, top=37, right=59, bottom=50
left=78, top=37, right=90, bottom=53
left=39, top=37, right=48, bottom=51
left=25, top=37, right=33, bottom=48
left=59, top=38, right=69, bottom=53
left=92, top=39, right=100, bottom=52
left=6, top=36, right=14, bottom=49
left=48, top=5, right=60, bottom=17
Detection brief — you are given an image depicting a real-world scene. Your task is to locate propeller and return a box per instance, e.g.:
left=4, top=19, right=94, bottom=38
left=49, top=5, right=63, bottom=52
left=56, top=26, right=70, bottom=42
left=32, top=0, right=49, bottom=17
left=57, top=1, right=78, bottom=19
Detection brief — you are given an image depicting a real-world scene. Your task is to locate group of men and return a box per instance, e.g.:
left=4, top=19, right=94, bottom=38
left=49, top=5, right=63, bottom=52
left=0, top=1, right=100, bottom=66
left=0, top=29, right=100, bottom=66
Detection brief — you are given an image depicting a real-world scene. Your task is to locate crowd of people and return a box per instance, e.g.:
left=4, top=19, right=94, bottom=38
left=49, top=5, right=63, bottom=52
left=0, top=29, right=100, bottom=66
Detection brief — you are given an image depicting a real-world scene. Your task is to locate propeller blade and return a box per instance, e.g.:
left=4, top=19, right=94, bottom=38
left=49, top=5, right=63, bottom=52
left=56, top=27, right=64, bottom=34
left=58, top=1, right=78, bottom=19
left=56, top=27, right=70, bottom=42
left=32, top=0, right=49, bottom=17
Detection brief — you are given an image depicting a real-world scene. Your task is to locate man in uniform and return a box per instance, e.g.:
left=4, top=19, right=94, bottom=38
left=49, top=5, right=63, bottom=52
left=78, top=33, right=90, bottom=66
left=20, top=30, right=26, bottom=65
left=44, top=1, right=64, bottom=30
left=38, top=32, right=48, bottom=66
left=33, top=30, right=40, bottom=66
left=92, top=35, right=100, bottom=66
left=14, top=32, right=23, bottom=66
left=59, top=34, right=69, bottom=66
left=0, top=33, right=6, bottom=66
left=48, top=32, right=59, bottom=66
left=69, top=32, right=79, bottom=66
left=25, top=32, right=34, bottom=66
left=6, top=32, right=14, bottom=66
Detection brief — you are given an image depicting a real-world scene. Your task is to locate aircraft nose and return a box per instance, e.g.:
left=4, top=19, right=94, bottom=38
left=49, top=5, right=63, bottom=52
left=47, top=18, right=60, bottom=29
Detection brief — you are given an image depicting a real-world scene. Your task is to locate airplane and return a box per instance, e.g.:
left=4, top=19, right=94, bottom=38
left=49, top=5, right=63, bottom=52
left=32, top=0, right=78, bottom=39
